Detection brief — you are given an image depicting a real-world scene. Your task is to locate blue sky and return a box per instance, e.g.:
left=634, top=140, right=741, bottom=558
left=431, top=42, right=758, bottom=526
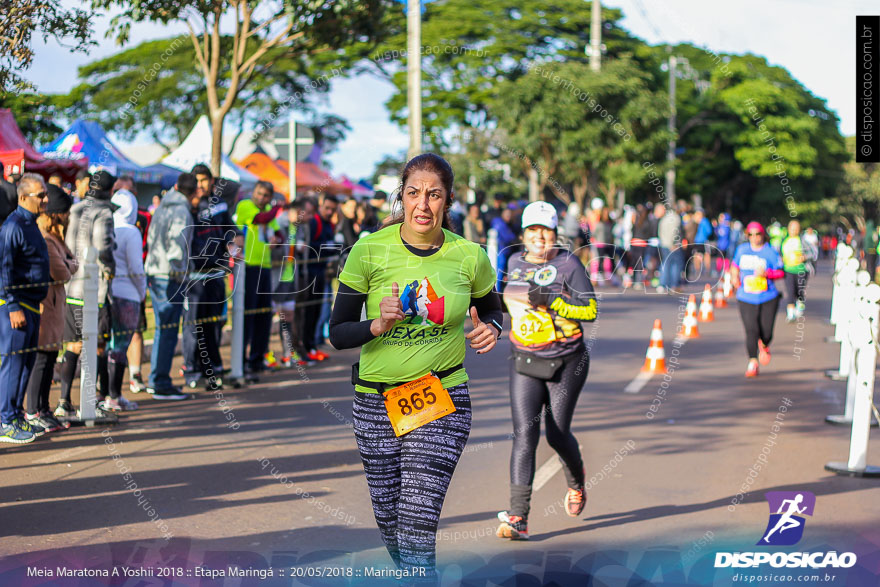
left=25, top=0, right=870, bottom=179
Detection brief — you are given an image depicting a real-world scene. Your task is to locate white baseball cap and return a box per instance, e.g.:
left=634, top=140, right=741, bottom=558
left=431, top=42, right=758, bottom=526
left=521, top=201, right=558, bottom=230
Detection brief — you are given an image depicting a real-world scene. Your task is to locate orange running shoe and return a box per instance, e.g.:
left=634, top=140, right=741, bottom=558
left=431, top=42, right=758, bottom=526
left=746, top=361, right=759, bottom=378
left=496, top=511, right=529, bottom=540
left=758, top=341, right=771, bottom=366
left=565, top=488, right=587, bottom=517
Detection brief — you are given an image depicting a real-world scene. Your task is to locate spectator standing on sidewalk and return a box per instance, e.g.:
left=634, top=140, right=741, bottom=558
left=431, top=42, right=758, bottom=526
left=234, top=180, right=283, bottom=381
left=183, top=164, right=242, bottom=389
left=693, top=208, right=714, bottom=277
left=0, top=173, right=17, bottom=225
left=119, top=178, right=152, bottom=393
left=25, top=184, right=76, bottom=434
left=72, top=170, right=91, bottom=205
left=463, top=203, right=487, bottom=245
left=0, top=174, right=51, bottom=443
left=301, top=194, right=338, bottom=362
left=714, top=213, right=732, bottom=276
left=143, top=173, right=195, bottom=400
left=337, top=197, right=361, bottom=252
left=270, top=199, right=310, bottom=367
left=491, top=207, right=517, bottom=290
left=656, top=203, right=683, bottom=293
left=101, top=188, right=145, bottom=411
left=56, top=170, right=117, bottom=418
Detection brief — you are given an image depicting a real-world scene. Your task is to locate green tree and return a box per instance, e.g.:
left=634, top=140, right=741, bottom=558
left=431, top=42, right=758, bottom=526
left=371, top=151, right=405, bottom=186
left=92, top=0, right=392, bottom=175
left=667, top=45, right=847, bottom=219
left=837, top=136, right=879, bottom=231
left=362, top=0, right=655, bottom=147
left=491, top=58, right=669, bottom=209
left=62, top=35, right=338, bottom=155
left=0, top=91, right=64, bottom=146
left=0, top=0, right=92, bottom=92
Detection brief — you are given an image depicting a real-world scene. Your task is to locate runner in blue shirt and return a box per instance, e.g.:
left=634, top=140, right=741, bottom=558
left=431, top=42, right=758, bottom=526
left=731, top=222, right=784, bottom=377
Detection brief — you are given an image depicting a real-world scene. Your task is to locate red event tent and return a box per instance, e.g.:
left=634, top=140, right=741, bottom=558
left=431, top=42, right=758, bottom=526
left=0, top=109, right=86, bottom=181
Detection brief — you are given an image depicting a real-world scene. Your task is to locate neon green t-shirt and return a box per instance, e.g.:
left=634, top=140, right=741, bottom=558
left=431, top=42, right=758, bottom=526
left=781, top=236, right=805, bottom=273
left=338, top=225, right=496, bottom=394
left=234, top=199, right=280, bottom=268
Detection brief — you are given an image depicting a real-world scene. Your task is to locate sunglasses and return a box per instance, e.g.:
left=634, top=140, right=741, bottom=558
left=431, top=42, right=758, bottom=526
left=27, top=191, right=48, bottom=199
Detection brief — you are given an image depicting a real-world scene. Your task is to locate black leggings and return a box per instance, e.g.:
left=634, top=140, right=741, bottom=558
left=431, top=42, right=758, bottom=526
left=738, top=296, right=781, bottom=359
left=784, top=271, right=807, bottom=306
left=353, top=384, right=471, bottom=579
left=26, top=351, right=57, bottom=415
left=508, top=349, right=589, bottom=518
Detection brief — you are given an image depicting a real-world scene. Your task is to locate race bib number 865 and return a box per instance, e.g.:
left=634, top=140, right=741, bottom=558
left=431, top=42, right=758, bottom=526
left=383, top=373, right=456, bottom=436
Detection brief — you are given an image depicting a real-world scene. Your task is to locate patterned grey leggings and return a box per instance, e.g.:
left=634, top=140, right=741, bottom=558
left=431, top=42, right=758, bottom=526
left=352, top=384, right=471, bottom=579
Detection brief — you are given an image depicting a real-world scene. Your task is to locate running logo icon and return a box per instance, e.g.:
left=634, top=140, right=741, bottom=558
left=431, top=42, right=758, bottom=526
left=758, top=491, right=816, bottom=546
left=400, top=278, right=445, bottom=325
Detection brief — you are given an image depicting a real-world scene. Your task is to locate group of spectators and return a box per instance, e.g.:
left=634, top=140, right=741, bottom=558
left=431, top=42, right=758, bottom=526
left=0, top=164, right=389, bottom=445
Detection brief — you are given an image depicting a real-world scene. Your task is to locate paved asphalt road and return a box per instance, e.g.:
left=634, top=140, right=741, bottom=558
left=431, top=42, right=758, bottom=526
left=1, top=260, right=878, bottom=586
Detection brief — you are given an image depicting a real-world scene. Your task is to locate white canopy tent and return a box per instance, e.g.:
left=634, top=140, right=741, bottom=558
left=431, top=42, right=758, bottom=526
left=162, top=116, right=259, bottom=191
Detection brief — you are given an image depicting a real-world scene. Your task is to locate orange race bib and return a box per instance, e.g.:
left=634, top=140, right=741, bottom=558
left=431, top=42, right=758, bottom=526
left=513, top=309, right=558, bottom=346
left=743, top=275, right=768, bottom=294
left=383, top=372, right=456, bottom=437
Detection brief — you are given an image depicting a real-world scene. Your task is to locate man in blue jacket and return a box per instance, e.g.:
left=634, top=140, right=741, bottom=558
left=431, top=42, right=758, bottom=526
left=693, top=207, right=714, bottom=277
left=0, top=173, right=50, bottom=443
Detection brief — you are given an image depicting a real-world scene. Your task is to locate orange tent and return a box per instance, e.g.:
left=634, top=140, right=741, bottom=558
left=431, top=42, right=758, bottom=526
left=237, top=153, right=290, bottom=197
left=237, top=152, right=353, bottom=198
left=275, top=159, right=352, bottom=196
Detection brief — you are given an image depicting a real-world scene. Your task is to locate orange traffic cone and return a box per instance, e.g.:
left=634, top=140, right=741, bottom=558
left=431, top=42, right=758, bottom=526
left=642, top=319, right=666, bottom=373
left=699, top=284, right=715, bottom=322
left=680, top=294, right=701, bottom=338
left=714, top=287, right=727, bottom=308
left=723, top=270, right=734, bottom=299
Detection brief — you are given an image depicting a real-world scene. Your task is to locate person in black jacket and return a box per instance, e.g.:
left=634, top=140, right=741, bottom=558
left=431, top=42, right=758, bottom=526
left=302, top=194, right=339, bottom=361
left=0, top=173, right=50, bottom=444
left=0, top=175, right=17, bottom=225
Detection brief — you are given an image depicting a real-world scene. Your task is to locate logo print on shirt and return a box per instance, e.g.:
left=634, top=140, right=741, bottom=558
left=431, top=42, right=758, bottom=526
left=534, top=265, right=557, bottom=286
left=400, top=277, right=445, bottom=325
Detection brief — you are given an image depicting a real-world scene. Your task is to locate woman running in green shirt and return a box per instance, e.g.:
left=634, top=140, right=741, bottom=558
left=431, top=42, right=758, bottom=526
left=329, top=153, right=503, bottom=582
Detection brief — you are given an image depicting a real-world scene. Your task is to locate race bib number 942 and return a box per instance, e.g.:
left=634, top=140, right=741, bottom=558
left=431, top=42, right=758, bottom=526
left=514, top=309, right=557, bottom=346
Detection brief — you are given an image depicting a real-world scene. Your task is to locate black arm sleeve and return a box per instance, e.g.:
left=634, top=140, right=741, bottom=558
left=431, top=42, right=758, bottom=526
left=470, top=289, right=504, bottom=334
left=329, top=282, right=376, bottom=349
left=548, top=261, right=598, bottom=322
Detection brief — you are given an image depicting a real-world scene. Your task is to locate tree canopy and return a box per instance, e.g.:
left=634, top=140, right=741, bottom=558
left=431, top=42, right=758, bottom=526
left=62, top=34, right=339, bottom=154
left=491, top=58, right=669, bottom=209
left=90, top=0, right=392, bottom=174
left=0, top=0, right=92, bottom=93
left=366, top=1, right=847, bottom=222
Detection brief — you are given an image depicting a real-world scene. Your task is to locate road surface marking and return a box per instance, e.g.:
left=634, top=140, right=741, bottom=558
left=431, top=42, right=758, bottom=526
left=533, top=457, right=562, bottom=491
left=624, top=371, right=654, bottom=394
left=533, top=444, right=583, bottom=491
left=32, top=445, right=97, bottom=464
